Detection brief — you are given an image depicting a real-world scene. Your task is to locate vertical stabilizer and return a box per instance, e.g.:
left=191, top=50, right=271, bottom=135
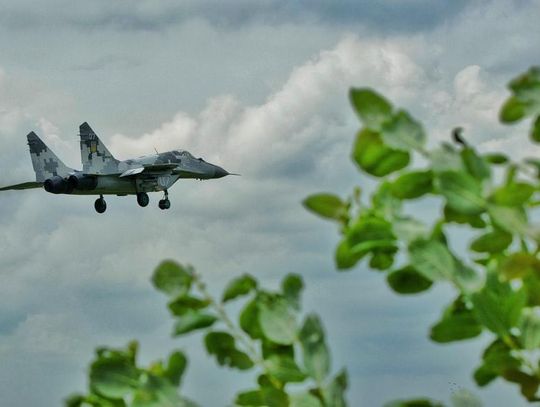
left=79, top=122, right=119, bottom=174
left=27, top=132, right=74, bottom=182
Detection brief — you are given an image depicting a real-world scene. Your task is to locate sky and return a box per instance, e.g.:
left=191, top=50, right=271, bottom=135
left=1, top=1, right=540, bottom=406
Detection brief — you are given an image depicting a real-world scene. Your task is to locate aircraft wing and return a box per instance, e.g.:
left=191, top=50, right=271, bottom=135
left=0, top=181, right=43, bottom=191
left=119, top=163, right=179, bottom=177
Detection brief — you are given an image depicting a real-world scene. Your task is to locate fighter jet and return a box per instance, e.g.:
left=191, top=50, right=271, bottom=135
left=0, top=122, right=236, bottom=213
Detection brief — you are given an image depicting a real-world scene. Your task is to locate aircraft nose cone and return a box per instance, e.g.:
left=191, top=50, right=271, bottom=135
left=214, top=166, right=229, bottom=178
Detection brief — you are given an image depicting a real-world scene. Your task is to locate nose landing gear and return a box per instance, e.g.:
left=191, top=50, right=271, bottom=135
left=158, top=190, right=171, bottom=210
left=94, top=195, right=107, bottom=214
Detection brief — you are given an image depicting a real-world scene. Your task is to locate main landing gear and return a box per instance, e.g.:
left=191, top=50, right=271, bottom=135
left=159, top=190, right=171, bottom=210
left=137, top=192, right=149, bottom=207
left=94, top=195, right=107, bottom=214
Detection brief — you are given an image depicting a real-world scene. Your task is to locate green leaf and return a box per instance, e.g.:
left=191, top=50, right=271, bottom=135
left=261, top=387, right=289, bottom=407
left=281, top=274, right=304, bottom=310
left=258, top=296, right=297, bottom=345
left=519, top=308, right=540, bottom=350
left=390, top=170, right=433, bottom=199
left=436, top=171, right=485, bottom=215
left=222, top=274, right=257, bottom=303
left=500, top=96, right=527, bottom=123
left=499, top=252, right=540, bottom=280
left=509, top=67, right=540, bottom=108
left=204, top=331, right=254, bottom=370
left=443, top=205, right=486, bottom=228
left=430, top=299, right=482, bottom=343
left=164, top=351, right=187, bottom=386
left=503, top=369, right=540, bottom=402
left=172, top=310, right=217, bottom=336
left=264, top=355, right=306, bottom=383
left=152, top=261, right=193, bottom=298
left=335, top=238, right=363, bottom=270
left=491, top=182, right=535, bottom=206
left=168, top=296, right=210, bottom=316
left=352, top=128, right=410, bottom=177
left=235, top=390, right=265, bottom=406
left=322, top=370, right=348, bottom=407
left=372, top=181, right=402, bottom=218
left=483, top=153, right=508, bottom=165
left=393, top=217, right=429, bottom=243
left=531, top=115, right=540, bottom=142
left=488, top=205, right=528, bottom=235
left=381, top=110, right=426, bottom=152
left=240, top=298, right=264, bottom=339
left=409, top=239, right=456, bottom=282
left=303, top=193, right=348, bottom=221
left=290, top=392, right=323, bottom=407
left=472, top=275, right=527, bottom=336
left=299, top=314, right=330, bottom=383
left=470, top=229, right=513, bottom=253
left=349, top=88, right=393, bottom=131
left=461, top=147, right=490, bottom=180
left=474, top=339, right=521, bottom=387
left=430, top=144, right=463, bottom=173
left=131, top=374, right=184, bottom=407
left=387, top=266, right=433, bottom=295
left=347, top=216, right=396, bottom=258
left=90, top=351, right=141, bottom=399
left=384, top=399, right=444, bottom=407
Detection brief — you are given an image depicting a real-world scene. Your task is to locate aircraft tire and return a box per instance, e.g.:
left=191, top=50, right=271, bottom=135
left=94, top=198, right=107, bottom=214
left=137, top=192, right=149, bottom=207
left=159, top=199, right=171, bottom=210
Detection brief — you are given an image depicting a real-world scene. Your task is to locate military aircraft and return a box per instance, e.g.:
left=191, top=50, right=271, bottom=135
left=0, top=122, right=236, bottom=213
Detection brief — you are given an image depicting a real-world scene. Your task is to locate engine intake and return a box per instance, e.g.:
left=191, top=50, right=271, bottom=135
left=68, top=174, right=98, bottom=191
left=44, top=176, right=71, bottom=194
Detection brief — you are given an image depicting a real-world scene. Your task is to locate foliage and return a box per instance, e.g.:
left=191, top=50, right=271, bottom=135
left=67, top=262, right=346, bottom=406
left=304, top=67, right=540, bottom=403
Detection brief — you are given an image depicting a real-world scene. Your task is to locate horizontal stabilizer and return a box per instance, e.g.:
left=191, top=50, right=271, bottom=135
left=0, top=181, right=43, bottom=191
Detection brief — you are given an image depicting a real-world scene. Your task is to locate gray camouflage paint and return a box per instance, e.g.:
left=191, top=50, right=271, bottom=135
left=1, top=123, right=233, bottom=195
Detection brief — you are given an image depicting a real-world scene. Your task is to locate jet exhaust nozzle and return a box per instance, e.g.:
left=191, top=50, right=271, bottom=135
left=44, top=176, right=72, bottom=194
left=68, top=174, right=98, bottom=191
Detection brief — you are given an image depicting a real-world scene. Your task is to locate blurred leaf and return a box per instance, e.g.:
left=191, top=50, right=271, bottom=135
left=443, top=205, right=486, bottom=228
left=491, top=183, right=534, bottom=206
left=508, top=67, right=540, bottom=109
left=472, top=276, right=527, bottom=336
left=264, top=355, right=306, bottom=383
left=409, top=239, right=456, bottom=282
left=474, top=339, right=521, bottom=387
left=204, top=331, right=254, bottom=370
left=390, top=170, right=433, bottom=199
left=164, top=351, right=187, bottom=386
left=488, top=205, right=528, bottom=236
left=258, top=296, right=297, bottom=345
left=483, top=153, right=508, bottom=165
left=500, top=96, right=527, bottom=123
left=290, top=392, right=323, bottom=407
left=172, top=310, right=217, bottom=336
left=450, top=389, right=482, bottom=407
left=303, top=193, right=348, bottom=221
left=499, top=252, right=540, bottom=280
left=532, top=116, right=540, bottom=142
left=299, top=314, right=330, bottom=383
left=262, top=340, right=294, bottom=360
left=381, top=110, right=426, bottom=152
left=384, top=399, right=444, bottom=407
left=347, top=216, right=396, bottom=260
left=436, top=171, right=485, bottom=215
left=240, top=298, right=264, bottom=339
left=282, top=274, right=304, bottom=310
left=349, top=88, right=393, bottom=131
left=261, top=386, right=289, bottom=407
left=503, top=369, right=540, bottom=401
left=352, top=129, right=410, bottom=177
left=430, top=144, right=463, bottom=173
left=519, top=308, right=540, bottom=350
left=168, top=296, right=210, bottom=316
left=335, top=238, right=364, bottom=270
left=131, top=374, right=183, bottom=407
left=372, top=181, right=403, bottom=219
left=430, top=299, right=482, bottom=343
left=152, top=261, right=193, bottom=298
left=461, top=147, right=490, bottom=180
left=387, top=266, right=433, bottom=295
left=236, top=390, right=265, bottom=406
left=322, top=370, right=348, bottom=407
left=393, top=217, right=429, bottom=243
left=369, top=250, right=397, bottom=271
left=470, top=230, right=513, bottom=253
left=90, top=351, right=140, bottom=399
left=222, top=274, right=257, bottom=303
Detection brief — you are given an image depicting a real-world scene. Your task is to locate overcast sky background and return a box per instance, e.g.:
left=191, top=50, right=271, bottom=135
left=1, top=1, right=540, bottom=406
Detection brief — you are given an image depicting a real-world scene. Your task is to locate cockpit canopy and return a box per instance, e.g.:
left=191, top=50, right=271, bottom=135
left=173, top=150, right=205, bottom=162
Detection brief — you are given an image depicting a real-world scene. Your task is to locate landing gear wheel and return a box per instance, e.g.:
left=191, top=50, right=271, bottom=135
left=158, top=199, right=171, bottom=210
left=137, top=192, right=149, bottom=207
left=94, top=196, right=107, bottom=214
